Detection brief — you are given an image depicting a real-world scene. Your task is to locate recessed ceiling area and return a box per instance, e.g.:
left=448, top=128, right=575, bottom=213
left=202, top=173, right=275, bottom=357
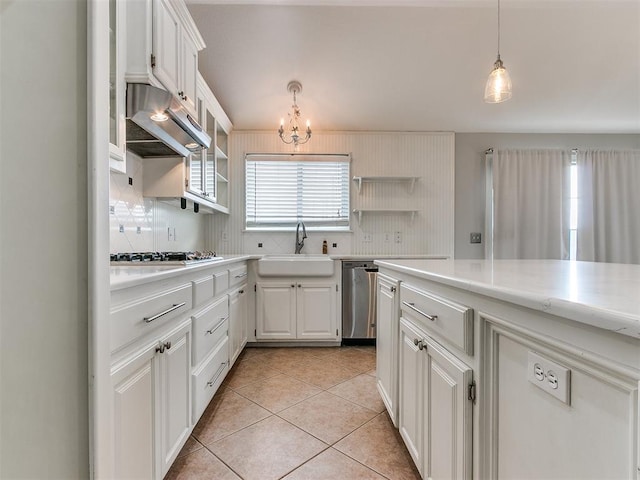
left=186, top=0, right=640, bottom=133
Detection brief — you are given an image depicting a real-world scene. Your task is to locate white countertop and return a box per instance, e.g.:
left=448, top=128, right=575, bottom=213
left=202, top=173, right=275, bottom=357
left=374, top=259, right=640, bottom=339
left=109, top=254, right=443, bottom=290
left=110, top=255, right=254, bottom=290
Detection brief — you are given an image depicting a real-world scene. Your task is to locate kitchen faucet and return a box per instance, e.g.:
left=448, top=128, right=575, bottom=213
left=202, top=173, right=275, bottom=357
left=294, top=221, right=307, bottom=254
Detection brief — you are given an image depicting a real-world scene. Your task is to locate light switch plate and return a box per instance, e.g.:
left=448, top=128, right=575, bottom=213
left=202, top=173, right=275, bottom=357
left=527, top=351, right=571, bottom=405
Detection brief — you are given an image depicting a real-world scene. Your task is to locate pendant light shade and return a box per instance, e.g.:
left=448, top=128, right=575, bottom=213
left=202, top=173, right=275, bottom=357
left=484, top=55, right=512, bottom=103
left=484, top=0, right=512, bottom=103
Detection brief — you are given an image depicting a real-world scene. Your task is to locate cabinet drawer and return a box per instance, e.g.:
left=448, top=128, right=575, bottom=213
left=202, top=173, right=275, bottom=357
left=192, top=338, right=229, bottom=423
left=213, top=270, right=229, bottom=296
left=111, top=283, right=192, bottom=352
left=192, top=296, right=229, bottom=366
left=192, top=275, right=214, bottom=307
left=228, top=264, right=247, bottom=288
left=400, top=284, right=473, bottom=355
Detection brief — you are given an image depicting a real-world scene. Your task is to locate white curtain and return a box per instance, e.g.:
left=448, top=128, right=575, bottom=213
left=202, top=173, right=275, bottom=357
left=492, top=149, right=571, bottom=260
left=577, top=150, right=640, bottom=264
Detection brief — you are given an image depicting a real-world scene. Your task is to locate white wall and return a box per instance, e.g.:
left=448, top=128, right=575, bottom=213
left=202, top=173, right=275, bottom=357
left=109, top=154, right=207, bottom=253
left=207, top=131, right=455, bottom=257
left=0, top=1, right=89, bottom=477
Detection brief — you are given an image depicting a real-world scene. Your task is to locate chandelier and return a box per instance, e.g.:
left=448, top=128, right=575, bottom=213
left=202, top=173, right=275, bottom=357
left=278, top=80, right=312, bottom=148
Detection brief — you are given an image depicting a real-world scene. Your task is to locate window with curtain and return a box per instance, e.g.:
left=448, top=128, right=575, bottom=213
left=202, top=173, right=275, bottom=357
left=490, top=149, right=572, bottom=260
left=245, top=154, right=350, bottom=230
left=577, top=150, right=640, bottom=264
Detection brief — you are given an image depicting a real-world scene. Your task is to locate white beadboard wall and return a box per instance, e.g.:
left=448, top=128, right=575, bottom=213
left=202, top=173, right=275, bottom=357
left=109, top=153, right=207, bottom=253
left=206, top=131, right=455, bottom=256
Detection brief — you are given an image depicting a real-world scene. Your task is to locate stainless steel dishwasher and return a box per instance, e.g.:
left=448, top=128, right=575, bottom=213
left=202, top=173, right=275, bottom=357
left=342, top=260, right=378, bottom=345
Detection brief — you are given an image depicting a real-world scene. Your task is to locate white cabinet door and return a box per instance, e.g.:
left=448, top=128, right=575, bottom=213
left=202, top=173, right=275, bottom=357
left=229, top=285, right=248, bottom=365
left=376, top=275, right=399, bottom=426
left=157, top=321, right=192, bottom=478
left=180, top=32, right=198, bottom=115
left=112, top=344, right=156, bottom=479
left=297, top=283, right=338, bottom=340
left=256, top=283, right=297, bottom=340
left=398, top=317, right=424, bottom=475
left=152, top=0, right=180, bottom=97
left=423, top=337, right=473, bottom=480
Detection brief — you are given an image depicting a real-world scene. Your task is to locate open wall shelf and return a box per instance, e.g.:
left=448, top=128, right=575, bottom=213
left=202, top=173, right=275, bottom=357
left=352, top=176, right=419, bottom=194
left=352, top=209, right=418, bottom=224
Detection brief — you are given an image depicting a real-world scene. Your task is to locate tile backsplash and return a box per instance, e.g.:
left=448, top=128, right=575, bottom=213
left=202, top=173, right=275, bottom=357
left=109, top=154, right=206, bottom=253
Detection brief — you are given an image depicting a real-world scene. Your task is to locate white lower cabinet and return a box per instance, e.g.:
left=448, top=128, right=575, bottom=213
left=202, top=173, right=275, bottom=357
left=256, top=281, right=338, bottom=341
left=157, top=321, right=191, bottom=477
left=112, top=343, right=155, bottom=479
left=376, top=274, right=400, bottom=426
left=399, top=316, right=473, bottom=479
left=229, top=284, right=247, bottom=366
left=111, top=318, right=191, bottom=480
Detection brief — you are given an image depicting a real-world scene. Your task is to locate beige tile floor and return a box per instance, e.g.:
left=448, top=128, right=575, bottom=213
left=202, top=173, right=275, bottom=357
left=166, top=346, right=421, bottom=480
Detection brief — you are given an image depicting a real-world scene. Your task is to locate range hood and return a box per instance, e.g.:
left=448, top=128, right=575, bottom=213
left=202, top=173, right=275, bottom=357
left=126, top=83, right=211, bottom=158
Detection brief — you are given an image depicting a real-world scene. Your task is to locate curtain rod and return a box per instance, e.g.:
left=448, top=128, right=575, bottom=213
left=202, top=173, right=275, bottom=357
left=245, top=153, right=351, bottom=158
left=485, top=148, right=579, bottom=154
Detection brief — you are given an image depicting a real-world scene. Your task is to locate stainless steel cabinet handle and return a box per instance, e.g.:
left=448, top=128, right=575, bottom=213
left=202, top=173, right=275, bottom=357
left=402, top=301, right=438, bottom=322
left=207, top=362, right=228, bottom=387
left=234, top=272, right=247, bottom=278
left=144, top=302, right=186, bottom=323
left=206, top=316, right=229, bottom=335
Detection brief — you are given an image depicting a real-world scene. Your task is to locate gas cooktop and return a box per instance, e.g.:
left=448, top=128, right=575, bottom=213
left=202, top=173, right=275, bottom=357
left=110, top=251, right=223, bottom=266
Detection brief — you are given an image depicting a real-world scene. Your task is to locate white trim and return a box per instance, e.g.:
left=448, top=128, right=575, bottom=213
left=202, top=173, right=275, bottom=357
left=88, top=0, right=114, bottom=477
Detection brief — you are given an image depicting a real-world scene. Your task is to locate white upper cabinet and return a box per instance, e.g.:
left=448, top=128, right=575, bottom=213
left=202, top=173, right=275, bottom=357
left=126, top=0, right=205, bottom=116
left=187, top=73, right=232, bottom=212
left=109, top=0, right=126, bottom=173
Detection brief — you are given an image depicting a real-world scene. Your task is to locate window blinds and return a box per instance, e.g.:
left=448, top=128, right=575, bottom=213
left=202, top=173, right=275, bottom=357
left=246, top=155, right=350, bottom=229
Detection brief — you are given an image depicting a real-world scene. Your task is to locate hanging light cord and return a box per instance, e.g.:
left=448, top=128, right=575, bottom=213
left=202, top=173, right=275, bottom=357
left=497, top=0, right=501, bottom=59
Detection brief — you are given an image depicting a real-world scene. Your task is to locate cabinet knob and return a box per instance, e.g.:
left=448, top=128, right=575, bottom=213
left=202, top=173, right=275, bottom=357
left=178, top=90, right=184, bottom=97
left=291, top=284, right=295, bottom=288
left=155, top=341, right=172, bottom=354
left=390, top=286, right=396, bottom=292
left=413, top=338, right=424, bottom=350
left=298, top=284, right=301, bottom=288
left=239, top=289, right=244, bottom=294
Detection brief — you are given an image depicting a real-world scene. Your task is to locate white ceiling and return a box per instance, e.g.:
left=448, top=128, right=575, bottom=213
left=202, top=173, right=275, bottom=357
left=186, top=0, right=640, bottom=133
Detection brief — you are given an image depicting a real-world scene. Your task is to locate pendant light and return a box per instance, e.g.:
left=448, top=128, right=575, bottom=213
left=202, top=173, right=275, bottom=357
left=484, top=0, right=512, bottom=103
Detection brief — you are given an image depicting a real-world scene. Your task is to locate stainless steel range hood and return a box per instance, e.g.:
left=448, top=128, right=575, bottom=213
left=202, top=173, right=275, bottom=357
left=126, top=83, right=211, bottom=158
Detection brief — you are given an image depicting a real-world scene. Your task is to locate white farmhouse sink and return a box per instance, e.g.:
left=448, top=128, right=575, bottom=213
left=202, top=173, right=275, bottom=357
left=257, top=254, right=335, bottom=277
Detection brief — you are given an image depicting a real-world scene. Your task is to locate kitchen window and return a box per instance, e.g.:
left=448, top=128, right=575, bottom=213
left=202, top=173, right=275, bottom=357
left=245, top=154, right=351, bottom=230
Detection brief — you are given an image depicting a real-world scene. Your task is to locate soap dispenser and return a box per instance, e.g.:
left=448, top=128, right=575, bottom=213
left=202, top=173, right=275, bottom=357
left=322, top=240, right=328, bottom=254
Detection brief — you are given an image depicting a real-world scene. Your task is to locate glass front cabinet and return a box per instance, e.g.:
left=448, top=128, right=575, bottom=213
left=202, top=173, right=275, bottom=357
left=188, top=73, right=231, bottom=213
left=109, top=0, right=127, bottom=174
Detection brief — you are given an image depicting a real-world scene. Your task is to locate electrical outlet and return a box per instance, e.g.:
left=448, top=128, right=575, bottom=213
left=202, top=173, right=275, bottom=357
left=167, top=227, right=174, bottom=242
left=527, top=351, right=571, bottom=405
left=384, top=232, right=391, bottom=243
left=136, top=226, right=141, bottom=234
left=395, top=231, right=402, bottom=243
left=363, top=233, right=372, bottom=243
left=470, top=232, right=482, bottom=244
left=119, top=224, right=124, bottom=233
left=222, top=231, right=228, bottom=241
left=109, top=205, right=115, bottom=214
